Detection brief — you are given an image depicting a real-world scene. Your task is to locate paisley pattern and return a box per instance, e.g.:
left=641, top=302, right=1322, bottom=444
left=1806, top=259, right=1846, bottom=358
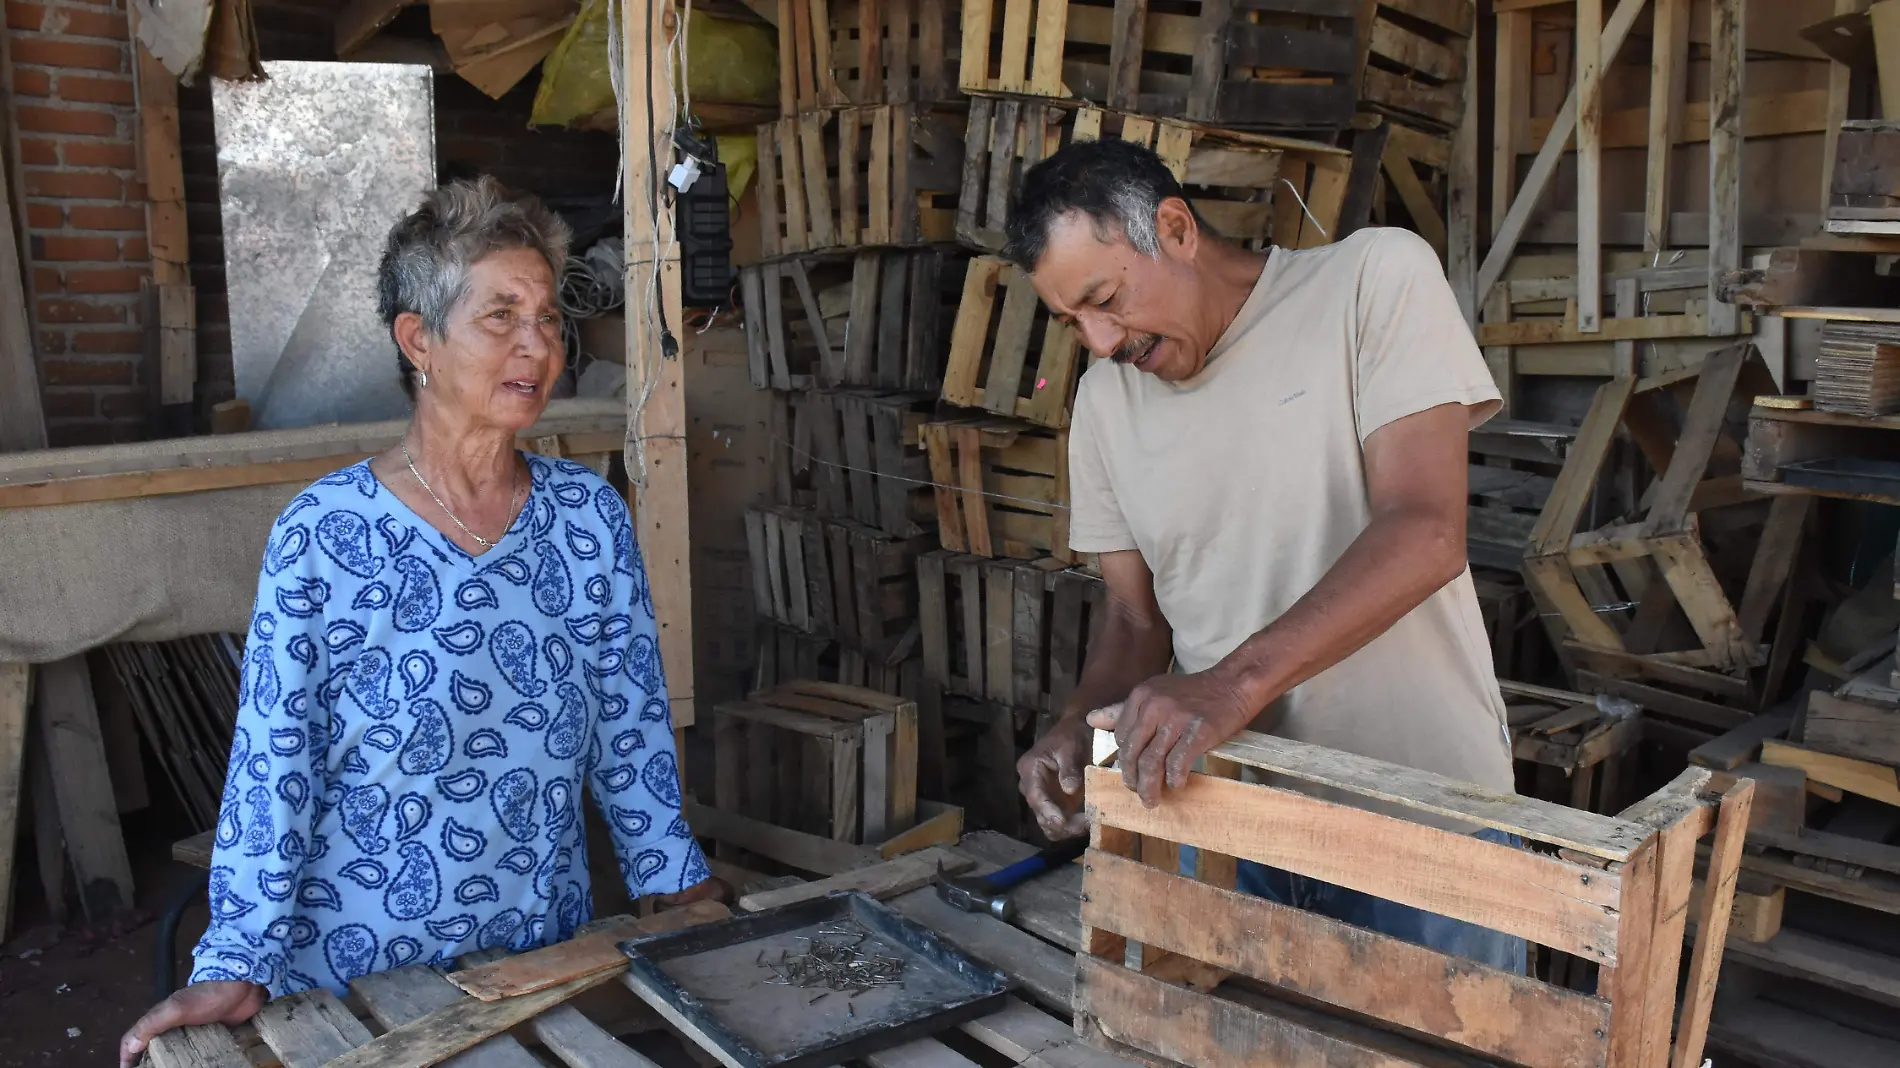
left=190, top=455, right=702, bottom=1000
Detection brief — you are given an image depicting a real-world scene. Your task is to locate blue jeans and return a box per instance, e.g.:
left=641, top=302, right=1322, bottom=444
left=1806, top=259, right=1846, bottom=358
left=1181, top=828, right=1528, bottom=974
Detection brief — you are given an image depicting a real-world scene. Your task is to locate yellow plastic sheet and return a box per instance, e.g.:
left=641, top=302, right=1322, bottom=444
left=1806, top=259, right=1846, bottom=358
left=531, top=2, right=777, bottom=129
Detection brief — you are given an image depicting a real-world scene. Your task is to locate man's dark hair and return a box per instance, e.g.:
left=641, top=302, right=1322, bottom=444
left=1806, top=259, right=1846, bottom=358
left=1002, top=138, right=1199, bottom=272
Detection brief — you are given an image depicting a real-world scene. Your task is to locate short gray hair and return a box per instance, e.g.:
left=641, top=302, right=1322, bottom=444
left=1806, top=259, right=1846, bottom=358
left=1002, top=139, right=1199, bottom=271
left=376, top=175, right=573, bottom=398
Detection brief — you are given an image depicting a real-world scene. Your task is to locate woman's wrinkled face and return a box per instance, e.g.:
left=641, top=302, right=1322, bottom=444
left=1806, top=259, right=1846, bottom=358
left=417, top=246, right=565, bottom=430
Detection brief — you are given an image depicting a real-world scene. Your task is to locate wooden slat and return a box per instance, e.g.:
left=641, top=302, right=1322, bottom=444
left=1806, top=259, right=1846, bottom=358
left=739, top=846, right=970, bottom=911
left=1707, top=0, right=1744, bottom=335
left=1086, top=767, right=1623, bottom=960
left=1672, top=781, right=1754, bottom=1068
left=0, top=663, right=27, bottom=940
left=959, top=1000, right=1134, bottom=1068
left=890, top=884, right=1075, bottom=1012
left=252, top=989, right=375, bottom=1068
left=868, top=106, right=894, bottom=243
left=36, top=655, right=133, bottom=918
left=686, top=801, right=879, bottom=873
left=1029, top=0, right=1068, bottom=95
left=1602, top=836, right=1659, bottom=1068
left=448, top=913, right=670, bottom=1000
left=840, top=109, right=862, bottom=246
left=147, top=1025, right=251, bottom=1068
left=1105, top=0, right=1148, bottom=110
left=960, top=0, right=993, bottom=90
left=1576, top=0, right=1602, bottom=332
left=1644, top=0, right=1690, bottom=251
left=1082, top=849, right=1612, bottom=1068
left=344, top=968, right=567, bottom=1068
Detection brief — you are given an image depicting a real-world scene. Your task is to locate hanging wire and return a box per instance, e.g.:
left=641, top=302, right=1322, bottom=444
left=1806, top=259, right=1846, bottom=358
left=1279, top=176, right=1328, bottom=240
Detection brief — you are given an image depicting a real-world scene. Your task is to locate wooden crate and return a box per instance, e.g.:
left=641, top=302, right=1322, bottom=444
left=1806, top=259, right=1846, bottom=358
left=777, top=0, right=959, bottom=114
left=745, top=505, right=826, bottom=633
left=1076, top=739, right=1755, bottom=1068
left=806, top=389, right=936, bottom=536
left=920, top=417, right=1072, bottom=562
left=1358, top=0, right=1474, bottom=131
left=713, top=680, right=919, bottom=844
left=959, top=0, right=1359, bottom=132
left=755, top=105, right=964, bottom=258
left=743, top=250, right=964, bottom=393
left=917, top=551, right=1104, bottom=712
left=958, top=101, right=1338, bottom=253
left=1466, top=416, right=1574, bottom=572
left=745, top=506, right=931, bottom=657
left=752, top=620, right=834, bottom=692
left=940, top=257, right=1082, bottom=429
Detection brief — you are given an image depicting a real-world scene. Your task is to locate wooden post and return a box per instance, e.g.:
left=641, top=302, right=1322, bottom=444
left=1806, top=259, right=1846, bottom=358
left=34, top=656, right=133, bottom=919
left=1490, top=11, right=1531, bottom=245
left=1644, top=0, right=1689, bottom=253
left=624, top=0, right=696, bottom=731
left=1447, top=29, right=1480, bottom=326
left=131, top=14, right=195, bottom=419
left=1576, top=0, right=1603, bottom=334
left=1822, top=2, right=1873, bottom=217
left=1707, top=0, right=1744, bottom=336
left=0, top=664, right=27, bottom=939
left=0, top=112, right=43, bottom=454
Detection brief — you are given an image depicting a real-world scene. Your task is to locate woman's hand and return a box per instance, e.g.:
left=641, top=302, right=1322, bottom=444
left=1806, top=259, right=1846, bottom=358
left=119, top=980, right=267, bottom=1068
left=654, top=875, right=733, bottom=910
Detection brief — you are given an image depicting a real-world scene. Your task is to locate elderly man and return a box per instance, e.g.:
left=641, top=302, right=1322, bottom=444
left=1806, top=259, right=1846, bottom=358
left=1010, top=139, right=1522, bottom=970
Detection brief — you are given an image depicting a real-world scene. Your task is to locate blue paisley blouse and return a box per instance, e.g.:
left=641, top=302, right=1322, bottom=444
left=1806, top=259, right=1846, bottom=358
left=188, top=453, right=710, bottom=997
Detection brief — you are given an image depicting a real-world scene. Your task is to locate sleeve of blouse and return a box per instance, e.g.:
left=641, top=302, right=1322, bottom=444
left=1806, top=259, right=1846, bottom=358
left=188, top=502, right=332, bottom=997
left=585, top=490, right=711, bottom=897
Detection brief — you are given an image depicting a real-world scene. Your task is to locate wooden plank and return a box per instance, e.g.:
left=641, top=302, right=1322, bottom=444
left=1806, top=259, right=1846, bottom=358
left=1821, top=0, right=1862, bottom=218
left=1601, top=836, right=1658, bottom=1068
left=447, top=910, right=707, bottom=1000
left=998, top=0, right=1033, bottom=91
left=800, top=112, right=836, bottom=249
left=1105, top=0, right=1148, bottom=110
left=1709, top=923, right=1900, bottom=1009
left=960, top=0, right=993, bottom=90
left=1761, top=741, right=1900, bottom=806
left=344, top=968, right=573, bottom=1068
left=959, top=1000, right=1134, bottom=1068
left=1085, top=767, right=1622, bottom=960
left=1672, top=781, right=1753, bottom=1068
left=1476, top=311, right=1741, bottom=346
left=955, top=426, right=994, bottom=557
left=252, top=989, right=376, bottom=1068
left=36, top=655, right=132, bottom=919
left=983, top=270, right=1040, bottom=417
left=1687, top=709, right=1793, bottom=770
left=685, top=801, right=879, bottom=874
left=1708, top=0, right=1744, bottom=336
left=1185, top=0, right=1232, bottom=119
left=840, top=109, right=861, bottom=246
left=1081, top=849, right=1613, bottom=1068
left=1644, top=0, right=1690, bottom=252
left=1202, top=729, right=1652, bottom=859
left=846, top=253, right=881, bottom=385
left=1737, top=495, right=1809, bottom=644
left=889, top=884, right=1075, bottom=1012
left=1029, top=0, right=1069, bottom=95
left=869, top=106, right=894, bottom=243
left=0, top=99, right=43, bottom=453
left=0, top=664, right=26, bottom=940
left=1804, top=689, right=1900, bottom=765
left=1576, top=0, right=1602, bottom=333
left=1447, top=27, right=1479, bottom=324
left=146, top=1025, right=251, bottom=1068
left=1382, top=138, right=1447, bottom=257
left=738, top=846, right=971, bottom=911
left=1636, top=344, right=1746, bottom=531
left=1686, top=876, right=1782, bottom=943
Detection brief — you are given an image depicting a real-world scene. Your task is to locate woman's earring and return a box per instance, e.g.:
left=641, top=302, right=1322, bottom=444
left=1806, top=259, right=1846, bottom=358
left=417, top=369, right=429, bottom=388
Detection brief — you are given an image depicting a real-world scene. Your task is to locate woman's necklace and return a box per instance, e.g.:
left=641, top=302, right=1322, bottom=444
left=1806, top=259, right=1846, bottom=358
left=402, top=440, right=522, bottom=549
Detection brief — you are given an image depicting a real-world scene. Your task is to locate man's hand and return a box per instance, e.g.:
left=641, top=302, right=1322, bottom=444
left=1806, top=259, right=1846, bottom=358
left=120, top=980, right=266, bottom=1068
left=655, top=875, right=733, bottom=910
left=1087, top=670, right=1254, bottom=808
left=1017, top=712, right=1093, bottom=840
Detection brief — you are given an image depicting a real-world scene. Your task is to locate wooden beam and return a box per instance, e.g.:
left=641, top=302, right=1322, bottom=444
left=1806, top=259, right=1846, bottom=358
left=1671, top=780, right=1752, bottom=1068
left=1478, top=310, right=1745, bottom=346
left=1708, top=0, right=1744, bottom=336
left=0, top=664, right=26, bottom=940
left=0, top=105, right=43, bottom=453
left=1527, top=89, right=1832, bottom=151
left=1446, top=28, right=1478, bottom=321
left=1645, top=0, right=1690, bottom=252
left=1477, top=0, right=1647, bottom=309
left=35, top=655, right=132, bottom=919
left=1382, top=139, right=1446, bottom=257
left=131, top=15, right=193, bottom=411
left=1577, top=0, right=1603, bottom=333
left=1492, top=10, right=1533, bottom=243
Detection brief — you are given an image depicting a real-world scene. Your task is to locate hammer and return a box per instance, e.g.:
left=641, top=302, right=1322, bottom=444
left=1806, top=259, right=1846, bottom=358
left=934, top=837, right=1090, bottom=921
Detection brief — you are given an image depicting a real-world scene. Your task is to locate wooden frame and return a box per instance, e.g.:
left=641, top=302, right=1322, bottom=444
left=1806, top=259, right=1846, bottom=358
left=777, top=0, right=956, bottom=114
left=958, top=0, right=1359, bottom=132
left=755, top=105, right=963, bottom=259
left=941, top=257, right=1083, bottom=428
left=714, top=681, right=919, bottom=845
left=916, top=551, right=1103, bottom=712
left=920, top=417, right=1073, bottom=563
left=744, top=505, right=932, bottom=658
left=804, top=390, right=936, bottom=536
left=1077, top=733, right=1755, bottom=1068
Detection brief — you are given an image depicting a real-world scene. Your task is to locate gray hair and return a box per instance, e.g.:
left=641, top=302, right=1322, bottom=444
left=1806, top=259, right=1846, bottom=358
left=376, top=175, right=573, bottom=399
left=1002, top=138, right=1198, bottom=271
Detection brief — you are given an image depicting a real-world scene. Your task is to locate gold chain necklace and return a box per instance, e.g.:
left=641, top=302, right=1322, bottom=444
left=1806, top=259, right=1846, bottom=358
left=401, top=440, right=521, bottom=549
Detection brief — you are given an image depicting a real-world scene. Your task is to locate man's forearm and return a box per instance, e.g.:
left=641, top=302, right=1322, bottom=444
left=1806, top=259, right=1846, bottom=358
left=1211, top=508, right=1465, bottom=722
left=1058, top=608, right=1175, bottom=724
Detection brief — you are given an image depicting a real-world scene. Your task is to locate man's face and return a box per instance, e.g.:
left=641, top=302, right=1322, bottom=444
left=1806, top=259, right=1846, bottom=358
left=1027, top=204, right=1212, bottom=382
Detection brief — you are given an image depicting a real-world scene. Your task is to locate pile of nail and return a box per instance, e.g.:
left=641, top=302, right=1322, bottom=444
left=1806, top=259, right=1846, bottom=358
left=756, top=920, right=908, bottom=1005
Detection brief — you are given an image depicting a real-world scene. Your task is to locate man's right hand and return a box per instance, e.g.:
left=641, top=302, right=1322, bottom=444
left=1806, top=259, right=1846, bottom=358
left=120, top=980, right=266, bottom=1068
left=1017, top=712, right=1093, bottom=840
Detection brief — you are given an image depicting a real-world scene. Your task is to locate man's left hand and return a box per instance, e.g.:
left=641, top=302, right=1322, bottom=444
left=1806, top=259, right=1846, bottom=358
left=655, top=875, right=733, bottom=910
left=1086, top=670, right=1254, bottom=808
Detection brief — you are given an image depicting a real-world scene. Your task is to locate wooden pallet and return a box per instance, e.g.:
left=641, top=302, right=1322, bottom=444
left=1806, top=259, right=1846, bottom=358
left=940, top=257, right=1082, bottom=428
left=714, top=680, right=919, bottom=845
left=959, top=0, right=1359, bottom=132
left=1076, top=739, right=1755, bottom=1068
left=805, top=389, right=936, bottom=536
left=917, top=550, right=1104, bottom=712
left=1358, top=0, right=1474, bottom=131
left=959, top=101, right=1325, bottom=253
left=920, top=417, right=1072, bottom=563
left=743, top=249, right=963, bottom=393
left=744, top=505, right=931, bottom=657
left=755, top=104, right=963, bottom=258
left=777, top=0, right=957, bottom=113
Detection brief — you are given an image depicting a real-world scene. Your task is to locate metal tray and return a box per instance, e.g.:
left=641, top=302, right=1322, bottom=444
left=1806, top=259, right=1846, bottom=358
left=618, top=891, right=1014, bottom=1068
left=1778, top=456, right=1900, bottom=497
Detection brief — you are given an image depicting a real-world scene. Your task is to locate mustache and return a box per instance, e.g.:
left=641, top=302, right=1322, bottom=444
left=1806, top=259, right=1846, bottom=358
left=1111, top=335, right=1162, bottom=364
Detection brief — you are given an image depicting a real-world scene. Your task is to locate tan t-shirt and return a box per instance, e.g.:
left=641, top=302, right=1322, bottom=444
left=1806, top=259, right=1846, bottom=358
left=1068, top=226, right=1514, bottom=796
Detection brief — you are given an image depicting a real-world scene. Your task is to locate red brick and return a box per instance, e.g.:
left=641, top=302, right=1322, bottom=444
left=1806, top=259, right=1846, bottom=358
left=10, top=3, right=128, bottom=38
left=67, top=204, right=142, bottom=231
left=36, top=234, right=119, bottom=261
left=17, top=137, right=56, bottom=165
left=72, top=329, right=142, bottom=354
left=32, top=266, right=62, bottom=293
left=56, top=74, right=133, bottom=105
left=16, top=104, right=115, bottom=137
left=42, top=357, right=132, bottom=385
left=36, top=330, right=64, bottom=354
left=98, top=390, right=146, bottom=419
left=122, top=178, right=145, bottom=201
left=25, top=203, right=61, bottom=229
left=37, top=297, right=124, bottom=322
left=40, top=391, right=96, bottom=419
left=24, top=168, right=120, bottom=199
left=12, top=67, right=49, bottom=96
left=61, top=139, right=135, bottom=168
left=10, top=37, right=124, bottom=72
left=120, top=236, right=146, bottom=260
left=4, top=2, right=40, bottom=29
left=62, top=266, right=142, bottom=293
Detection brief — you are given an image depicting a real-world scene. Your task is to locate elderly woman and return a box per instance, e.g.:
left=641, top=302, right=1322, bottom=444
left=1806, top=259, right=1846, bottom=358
left=120, top=177, right=720, bottom=1066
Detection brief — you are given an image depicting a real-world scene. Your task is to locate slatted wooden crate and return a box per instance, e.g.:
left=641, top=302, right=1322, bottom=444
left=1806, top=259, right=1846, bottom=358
left=1359, top=0, right=1474, bottom=132
left=745, top=506, right=931, bottom=658
left=745, top=505, right=826, bottom=633
left=752, top=620, right=834, bottom=692
left=1465, top=416, right=1573, bottom=572
left=941, top=257, right=1082, bottom=429
left=1076, top=746, right=1753, bottom=1068
left=756, top=105, right=964, bottom=258
left=743, top=249, right=964, bottom=392
left=959, top=101, right=1311, bottom=252
left=777, top=0, right=958, bottom=113
left=917, top=551, right=1104, bottom=713
left=768, top=390, right=816, bottom=510
left=805, top=389, right=936, bottom=536
left=920, top=417, right=1072, bottom=562
left=959, top=0, right=1359, bottom=132
left=713, top=680, right=919, bottom=844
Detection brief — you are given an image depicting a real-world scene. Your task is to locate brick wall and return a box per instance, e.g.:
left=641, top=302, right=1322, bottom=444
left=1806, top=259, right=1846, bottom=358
left=6, top=0, right=146, bottom=446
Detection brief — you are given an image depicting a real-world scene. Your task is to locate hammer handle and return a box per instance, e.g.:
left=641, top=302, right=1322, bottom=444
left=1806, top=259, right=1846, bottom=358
left=983, top=837, right=1089, bottom=892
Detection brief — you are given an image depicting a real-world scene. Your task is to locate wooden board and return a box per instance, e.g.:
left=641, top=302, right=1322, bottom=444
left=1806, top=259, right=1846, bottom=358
left=737, top=846, right=972, bottom=912
left=0, top=663, right=26, bottom=940
left=1804, top=690, right=1900, bottom=765
left=1762, top=740, right=1900, bottom=806
left=35, top=655, right=132, bottom=919
left=146, top=1025, right=250, bottom=1068
left=251, top=989, right=375, bottom=1068
left=447, top=903, right=728, bottom=1000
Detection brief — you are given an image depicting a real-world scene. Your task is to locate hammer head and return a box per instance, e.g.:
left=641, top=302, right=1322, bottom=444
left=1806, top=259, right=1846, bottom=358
left=933, top=860, right=1016, bottom=922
